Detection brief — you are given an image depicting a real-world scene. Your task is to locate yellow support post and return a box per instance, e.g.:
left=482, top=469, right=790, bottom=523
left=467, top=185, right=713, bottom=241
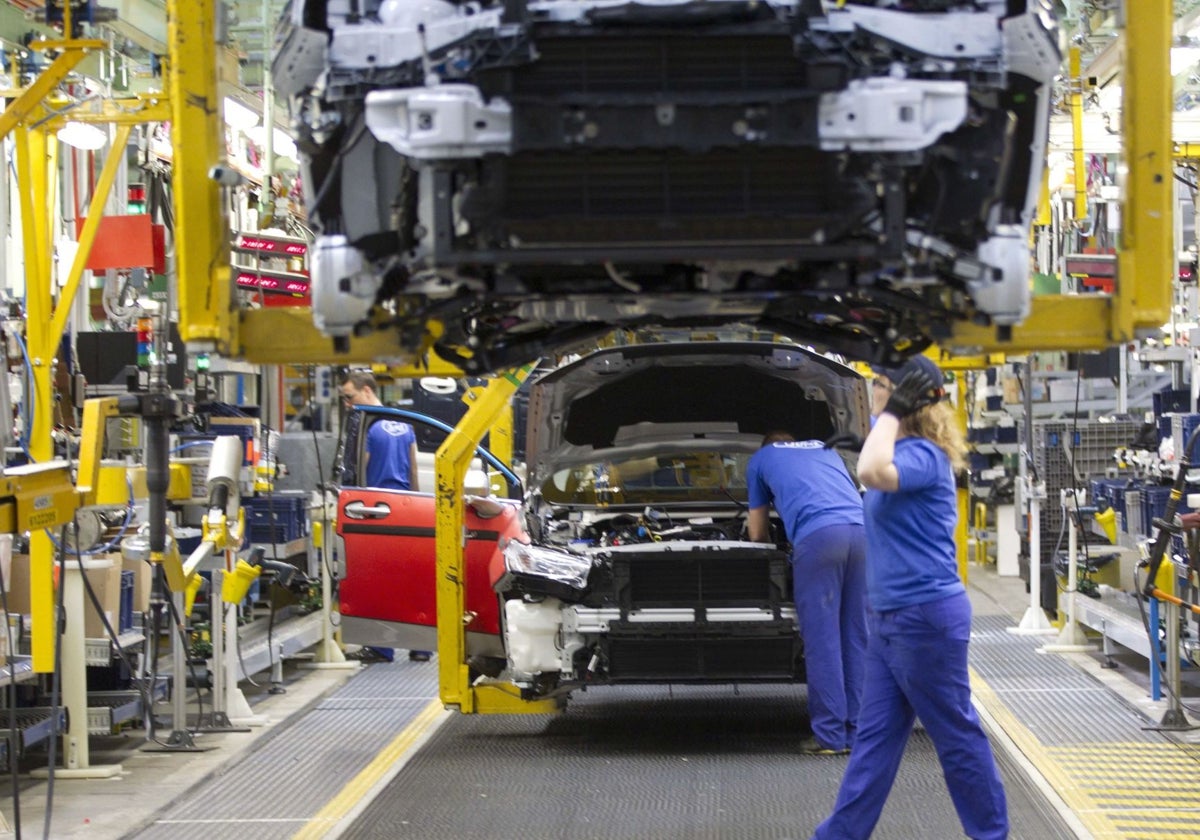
left=465, top=382, right=516, bottom=494
left=1069, top=47, right=1088, bottom=225
left=15, top=123, right=56, bottom=672
left=1036, top=167, right=1052, bottom=228
left=47, top=125, right=132, bottom=349
left=955, top=374, right=969, bottom=583
left=435, top=366, right=558, bottom=714
left=1115, top=0, right=1173, bottom=341
left=19, top=122, right=129, bottom=671
left=76, top=398, right=121, bottom=507
left=168, top=0, right=235, bottom=352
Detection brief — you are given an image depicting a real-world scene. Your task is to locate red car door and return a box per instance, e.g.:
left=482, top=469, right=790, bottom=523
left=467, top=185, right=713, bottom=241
left=335, top=409, right=523, bottom=657
left=337, top=488, right=521, bottom=656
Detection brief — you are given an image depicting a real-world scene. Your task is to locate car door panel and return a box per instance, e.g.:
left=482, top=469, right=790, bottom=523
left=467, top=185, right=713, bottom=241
left=337, top=487, right=522, bottom=654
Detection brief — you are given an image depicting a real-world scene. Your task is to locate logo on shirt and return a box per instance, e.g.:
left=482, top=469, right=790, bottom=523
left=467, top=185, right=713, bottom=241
left=377, top=420, right=412, bottom=437
left=774, top=440, right=823, bottom=450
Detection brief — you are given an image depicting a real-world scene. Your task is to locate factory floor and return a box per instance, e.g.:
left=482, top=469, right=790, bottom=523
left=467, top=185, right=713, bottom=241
left=0, top=562, right=1197, bottom=840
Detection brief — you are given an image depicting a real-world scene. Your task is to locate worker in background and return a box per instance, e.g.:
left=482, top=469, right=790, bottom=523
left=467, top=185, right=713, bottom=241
left=340, top=371, right=420, bottom=492
left=339, top=371, right=431, bottom=663
left=747, top=431, right=867, bottom=755
left=811, top=356, right=1008, bottom=840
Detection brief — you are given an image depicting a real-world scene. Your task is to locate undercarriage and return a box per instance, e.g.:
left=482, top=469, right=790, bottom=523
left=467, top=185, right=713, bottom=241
left=277, top=0, right=1060, bottom=371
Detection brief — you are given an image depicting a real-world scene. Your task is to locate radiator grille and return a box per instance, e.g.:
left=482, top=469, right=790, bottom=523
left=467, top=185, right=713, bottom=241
left=485, top=149, right=871, bottom=244
left=611, top=549, right=790, bottom=608
left=481, top=35, right=807, bottom=97
left=606, top=635, right=799, bottom=680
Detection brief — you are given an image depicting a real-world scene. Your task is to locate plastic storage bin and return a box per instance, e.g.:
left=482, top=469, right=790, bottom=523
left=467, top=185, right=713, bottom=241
left=246, top=491, right=309, bottom=544
left=118, top=570, right=135, bottom=633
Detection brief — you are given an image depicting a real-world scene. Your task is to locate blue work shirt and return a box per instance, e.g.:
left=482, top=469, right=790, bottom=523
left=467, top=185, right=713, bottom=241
left=747, top=440, right=863, bottom=546
left=365, top=418, right=417, bottom=490
left=863, top=437, right=964, bottom=612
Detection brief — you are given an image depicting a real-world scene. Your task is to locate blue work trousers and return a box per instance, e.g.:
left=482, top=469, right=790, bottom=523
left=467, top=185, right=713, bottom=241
left=811, top=591, right=1008, bottom=840
left=794, top=523, right=868, bottom=752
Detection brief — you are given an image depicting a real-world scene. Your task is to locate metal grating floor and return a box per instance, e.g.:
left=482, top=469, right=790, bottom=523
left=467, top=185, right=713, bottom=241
left=340, top=682, right=1072, bottom=840
left=970, top=615, right=1163, bottom=745
left=129, top=661, right=442, bottom=840
left=130, top=608, right=1200, bottom=840
left=968, top=614, right=1200, bottom=839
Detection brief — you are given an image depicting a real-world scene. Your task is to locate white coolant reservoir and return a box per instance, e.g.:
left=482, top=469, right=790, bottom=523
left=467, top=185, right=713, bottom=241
left=505, top=597, right=564, bottom=676
left=379, top=0, right=457, bottom=27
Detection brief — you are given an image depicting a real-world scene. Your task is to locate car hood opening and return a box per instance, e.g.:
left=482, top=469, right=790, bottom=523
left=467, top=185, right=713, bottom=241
left=524, top=341, right=869, bottom=493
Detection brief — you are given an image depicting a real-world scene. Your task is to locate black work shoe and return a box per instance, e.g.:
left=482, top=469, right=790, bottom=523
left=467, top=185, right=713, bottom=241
left=798, top=736, right=850, bottom=756
left=408, top=650, right=433, bottom=662
left=345, top=648, right=390, bottom=663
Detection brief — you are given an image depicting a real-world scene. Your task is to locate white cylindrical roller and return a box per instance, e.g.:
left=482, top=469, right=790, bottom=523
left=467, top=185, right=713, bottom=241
left=206, top=435, right=243, bottom=499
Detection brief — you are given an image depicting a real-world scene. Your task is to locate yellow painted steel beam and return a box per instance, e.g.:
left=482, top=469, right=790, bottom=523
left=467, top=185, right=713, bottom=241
left=14, top=123, right=57, bottom=673
left=48, top=125, right=132, bottom=348
left=472, top=683, right=561, bottom=714
left=948, top=295, right=1114, bottom=354
left=483, top=389, right=516, bottom=478
left=1175, top=142, right=1200, bottom=159
left=0, top=463, right=79, bottom=534
left=236, top=308, right=456, bottom=371
left=129, top=462, right=193, bottom=501
left=16, top=126, right=134, bottom=674
left=76, top=398, right=121, bottom=507
left=0, top=45, right=100, bottom=141
left=928, top=349, right=1005, bottom=372
left=38, top=97, right=172, bottom=127
left=168, top=0, right=235, bottom=352
left=17, top=124, right=59, bottom=461
left=1036, top=166, right=1052, bottom=227
left=435, top=365, right=548, bottom=714
left=1069, top=47, right=1088, bottom=223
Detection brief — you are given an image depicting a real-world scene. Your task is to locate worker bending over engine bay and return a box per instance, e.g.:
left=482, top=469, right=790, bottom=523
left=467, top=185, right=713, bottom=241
left=747, top=431, right=867, bottom=756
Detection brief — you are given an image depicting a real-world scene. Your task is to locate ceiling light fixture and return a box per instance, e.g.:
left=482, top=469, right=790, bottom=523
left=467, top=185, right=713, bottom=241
left=222, top=96, right=261, bottom=131
left=55, top=121, right=107, bottom=151
left=1172, top=46, right=1200, bottom=76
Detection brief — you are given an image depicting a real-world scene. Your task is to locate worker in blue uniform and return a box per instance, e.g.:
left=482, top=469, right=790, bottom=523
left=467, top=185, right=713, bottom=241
left=747, top=431, right=867, bottom=755
left=340, top=371, right=431, bottom=663
left=811, top=356, right=1008, bottom=840
left=341, top=371, right=420, bottom=493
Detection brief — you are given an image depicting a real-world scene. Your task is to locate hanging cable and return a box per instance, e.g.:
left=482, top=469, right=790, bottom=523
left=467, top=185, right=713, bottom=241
left=42, top=525, right=69, bottom=840
left=0, top=534, right=19, bottom=837
left=11, top=330, right=35, bottom=460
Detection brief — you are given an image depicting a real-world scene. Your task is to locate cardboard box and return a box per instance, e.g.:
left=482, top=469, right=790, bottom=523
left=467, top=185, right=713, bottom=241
left=5, top=553, right=34, bottom=616
left=5, top=553, right=124, bottom=639
left=82, top=560, right=124, bottom=639
left=122, top=554, right=153, bottom=615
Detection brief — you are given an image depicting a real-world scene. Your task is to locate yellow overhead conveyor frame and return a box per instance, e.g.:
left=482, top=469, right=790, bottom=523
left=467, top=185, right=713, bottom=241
left=158, top=2, right=1170, bottom=712
left=947, top=0, right=1173, bottom=356
left=1, top=36, right=141, bottom=669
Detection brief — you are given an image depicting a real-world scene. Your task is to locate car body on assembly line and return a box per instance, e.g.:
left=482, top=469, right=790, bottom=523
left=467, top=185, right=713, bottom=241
left=336, top=341, right=869, bottom=702
left=276, top=0, right=1059, bottom=373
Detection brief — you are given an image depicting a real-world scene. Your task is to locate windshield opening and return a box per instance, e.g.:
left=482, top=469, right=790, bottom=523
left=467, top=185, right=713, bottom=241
left=543, top=450, right=751, bottom=506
